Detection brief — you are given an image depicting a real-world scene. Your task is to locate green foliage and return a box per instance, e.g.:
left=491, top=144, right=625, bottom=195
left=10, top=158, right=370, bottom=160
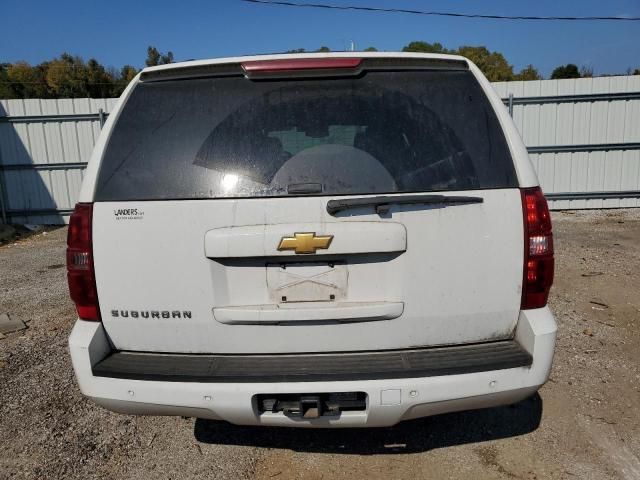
left=6, top=61, right=49, bottom=98
left=316, top=46, right=331, bottom=52
left=401, top=41, right=517, bottom=81
left=120, top=65, right=138, bottom=81
left=145, top=47, right=161, bottom=67
left=0, top=64, right=12, bottom=98
left=145, top=46, right=174, bottom=67
left=402, top=41, right=452, bottom=54
left=46, top=54, right=91, bottom=97
left=550, top=64, right=580, bottom=79
left=364, top=46, right=378, bottom=52
left=515, top=64, right=542, bottom=81
left=0, top=48, right=162, bottom=99
left=85, top=59, right=114, bottom=97
left=456, top=46, right=515, bottom=81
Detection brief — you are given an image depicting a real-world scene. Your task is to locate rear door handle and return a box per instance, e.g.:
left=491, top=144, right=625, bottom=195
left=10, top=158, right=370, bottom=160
left=204, top=222, right=407, bottom=258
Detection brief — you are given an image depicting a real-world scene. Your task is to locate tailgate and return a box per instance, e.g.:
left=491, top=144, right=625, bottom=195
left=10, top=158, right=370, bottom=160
left=93, top=190, right=523, bottom=353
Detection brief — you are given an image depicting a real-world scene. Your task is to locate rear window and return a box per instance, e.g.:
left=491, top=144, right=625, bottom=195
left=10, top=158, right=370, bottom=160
left=95, top=69, right=517, bottom=201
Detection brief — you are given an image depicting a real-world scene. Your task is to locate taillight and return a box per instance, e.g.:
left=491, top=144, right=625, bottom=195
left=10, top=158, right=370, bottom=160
left=67, top=203, right=100, bottom=320
left=521, top=187, right=554, bottom=309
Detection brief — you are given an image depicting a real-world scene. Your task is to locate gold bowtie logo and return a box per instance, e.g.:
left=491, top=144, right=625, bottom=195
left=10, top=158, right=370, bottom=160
left=278, top=232, right=333, bottom=254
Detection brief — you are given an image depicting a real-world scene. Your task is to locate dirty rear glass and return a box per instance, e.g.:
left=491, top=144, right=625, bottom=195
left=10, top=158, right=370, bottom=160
left=95, top=69, right=517, bottom=201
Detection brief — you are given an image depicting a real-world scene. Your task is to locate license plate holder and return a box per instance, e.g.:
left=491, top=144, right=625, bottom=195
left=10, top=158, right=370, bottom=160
left=266, top=262, right=347, bottom=303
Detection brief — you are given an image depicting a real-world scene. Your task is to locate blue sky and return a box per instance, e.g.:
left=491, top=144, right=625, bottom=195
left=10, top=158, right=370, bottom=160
left=1, top=0, right=638, bottom=77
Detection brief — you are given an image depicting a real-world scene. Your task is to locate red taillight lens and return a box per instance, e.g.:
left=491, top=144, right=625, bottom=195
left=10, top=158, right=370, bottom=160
left=67, top=203, right=100, bottom=321
left=521, top=188, right=554, bottom=309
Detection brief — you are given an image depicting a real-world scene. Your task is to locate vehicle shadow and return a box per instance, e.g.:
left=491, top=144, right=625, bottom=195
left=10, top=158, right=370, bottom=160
left=194, top=393, right=542, bottom=454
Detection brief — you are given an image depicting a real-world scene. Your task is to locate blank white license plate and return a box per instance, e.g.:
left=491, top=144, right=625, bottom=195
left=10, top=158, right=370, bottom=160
left=266, top=262, right=348, bottom=303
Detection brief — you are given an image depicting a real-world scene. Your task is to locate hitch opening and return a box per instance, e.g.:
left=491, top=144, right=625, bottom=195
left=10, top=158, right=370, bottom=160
left=257, top=392, right=367, bottom=418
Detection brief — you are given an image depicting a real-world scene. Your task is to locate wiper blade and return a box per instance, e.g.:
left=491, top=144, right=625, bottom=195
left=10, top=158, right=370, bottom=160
left=326, top=194, right=483, bottom=215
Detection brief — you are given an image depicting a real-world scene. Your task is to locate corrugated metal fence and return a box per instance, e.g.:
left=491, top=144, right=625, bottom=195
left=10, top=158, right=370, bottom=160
left=493, top=75, right=640, bottom=210
left=0, top=98, right=118, bottom=224
left=1, top=75, right=639, bottom=224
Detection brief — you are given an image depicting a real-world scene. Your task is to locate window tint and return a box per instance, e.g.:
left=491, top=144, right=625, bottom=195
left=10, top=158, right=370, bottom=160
left=95, top=70, right=517, bottom=201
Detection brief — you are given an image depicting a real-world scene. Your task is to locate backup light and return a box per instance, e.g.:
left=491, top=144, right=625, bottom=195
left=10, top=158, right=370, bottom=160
left=529, top=235, right=550, bottom=256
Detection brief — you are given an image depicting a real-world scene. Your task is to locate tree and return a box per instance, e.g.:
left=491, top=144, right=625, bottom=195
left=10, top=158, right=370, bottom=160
left=457, top=46, right=515, bottom=81
left=0, top=51, right=143, bottom=99
left=145, top=46, right=174, bottom=67
left=146, top=46, right=161, bottom=66
left=364, top=46, right=378, bottom=52
left=550, top=64, right=580, bottom=79
left=401, top=41, right=517, bottom=81
left=86, top=58, right=114, bottom=97
left=286, top=47, right=334, bottom=53
left=46, top=53, right=90, bottom=97
left=110, top=65, right=138, bottom=96
left=0, top=64, right=13, bottom=99
left=580, top=65, right=594, bottom=78
left=161, top=51, right=174, bottom=64
left=634, top=68, right=640, bottom=75
left=515, top=64, right=542, bottom=81
left=7, top=62, right=49, bottom=98
left=402, top=41, right=451, bottom=54
left=120, top=65, right=138, bottom=83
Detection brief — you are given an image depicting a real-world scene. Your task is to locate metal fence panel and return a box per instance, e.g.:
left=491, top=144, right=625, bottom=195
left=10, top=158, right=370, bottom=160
left=493, top=75, right=640, bottom=209
left=1, top=77, right=639, bottom=223
left=0, top=98, right=116, bottom=223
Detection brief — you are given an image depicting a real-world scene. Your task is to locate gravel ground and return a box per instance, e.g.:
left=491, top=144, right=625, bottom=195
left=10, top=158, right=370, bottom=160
left=1, top=209, right=639, bottom=480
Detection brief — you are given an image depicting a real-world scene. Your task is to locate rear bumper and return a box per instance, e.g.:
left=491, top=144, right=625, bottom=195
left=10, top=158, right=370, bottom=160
left=69, top=307, right=556, bottom=428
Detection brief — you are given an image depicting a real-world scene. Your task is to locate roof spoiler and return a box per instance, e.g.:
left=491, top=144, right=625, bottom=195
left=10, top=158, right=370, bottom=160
left=140, top=56, right=468, bottom=83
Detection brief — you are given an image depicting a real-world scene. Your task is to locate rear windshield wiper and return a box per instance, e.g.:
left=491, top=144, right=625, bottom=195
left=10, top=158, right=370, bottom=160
left=326, top=194, right=483, bottom=215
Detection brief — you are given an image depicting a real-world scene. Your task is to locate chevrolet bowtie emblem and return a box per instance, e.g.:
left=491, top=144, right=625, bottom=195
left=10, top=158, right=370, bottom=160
left=277, top=232, right=333, bottom=254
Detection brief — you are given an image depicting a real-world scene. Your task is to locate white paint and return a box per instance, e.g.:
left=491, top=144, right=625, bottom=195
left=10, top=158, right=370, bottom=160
left=68, top=307, right=556, bottom=427
left=380, top=389, right=402, bottom=406
left=92, top=189, right=523, bottom=353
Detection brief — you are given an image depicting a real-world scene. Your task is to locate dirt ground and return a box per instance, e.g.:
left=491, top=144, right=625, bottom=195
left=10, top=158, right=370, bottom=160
left=1, top=209, right=639, bottom=480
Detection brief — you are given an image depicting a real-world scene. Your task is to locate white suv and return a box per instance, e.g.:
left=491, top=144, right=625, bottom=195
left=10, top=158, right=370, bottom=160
left=68, top=52, right=556, bottom=427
